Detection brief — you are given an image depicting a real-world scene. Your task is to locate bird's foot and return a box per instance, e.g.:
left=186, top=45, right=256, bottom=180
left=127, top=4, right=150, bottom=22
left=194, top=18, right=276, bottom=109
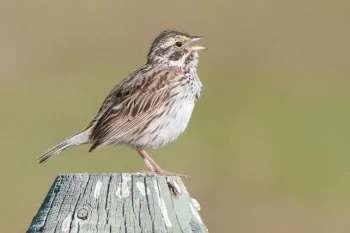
left=154, top=169, right=190, bottom=178
left=136, top=147, right=190, bottom=178
left=137, top=169, right=190, bottom=178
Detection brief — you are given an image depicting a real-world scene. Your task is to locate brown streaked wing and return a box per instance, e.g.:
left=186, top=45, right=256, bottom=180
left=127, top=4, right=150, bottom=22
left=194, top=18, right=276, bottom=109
left=87, top=65, right=152, bottom=126
left=89, top=68, right=184, bottom=151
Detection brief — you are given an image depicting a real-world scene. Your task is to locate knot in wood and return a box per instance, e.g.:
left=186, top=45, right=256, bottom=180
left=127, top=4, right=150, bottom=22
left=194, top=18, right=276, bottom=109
left=77, top=207, right=88, bottom=220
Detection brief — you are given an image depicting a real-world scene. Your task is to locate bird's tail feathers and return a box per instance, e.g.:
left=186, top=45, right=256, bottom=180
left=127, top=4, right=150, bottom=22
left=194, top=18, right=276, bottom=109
left=39, top=130, right=90, bottom=163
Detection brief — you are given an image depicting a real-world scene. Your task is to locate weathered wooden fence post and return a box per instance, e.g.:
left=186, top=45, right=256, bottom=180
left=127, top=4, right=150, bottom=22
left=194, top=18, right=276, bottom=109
left=27, top=173, right=208, bottom=233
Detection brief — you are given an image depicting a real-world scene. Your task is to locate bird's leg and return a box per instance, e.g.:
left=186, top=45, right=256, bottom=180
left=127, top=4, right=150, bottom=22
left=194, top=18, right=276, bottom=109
left=136, top=146, right=190, bottom=178
left=136, top=146, right=161, bottom=172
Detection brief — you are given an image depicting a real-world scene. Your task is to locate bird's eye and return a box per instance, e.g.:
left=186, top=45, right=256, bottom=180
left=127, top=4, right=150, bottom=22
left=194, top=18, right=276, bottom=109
left=175, top=41, right=183, bottom=47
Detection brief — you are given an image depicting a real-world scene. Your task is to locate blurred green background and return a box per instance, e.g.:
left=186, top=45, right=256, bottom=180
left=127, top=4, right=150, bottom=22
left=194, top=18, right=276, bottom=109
left=1, top=0, right=350, bottom=232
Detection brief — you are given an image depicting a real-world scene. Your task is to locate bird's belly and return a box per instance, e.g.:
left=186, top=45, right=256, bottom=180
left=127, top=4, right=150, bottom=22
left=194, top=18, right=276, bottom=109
left=124, top=98, right=195, bottom=149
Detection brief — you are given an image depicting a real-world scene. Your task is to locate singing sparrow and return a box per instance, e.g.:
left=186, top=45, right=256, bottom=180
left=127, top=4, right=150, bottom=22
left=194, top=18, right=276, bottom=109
left=39, top=29, right=206, bottom=176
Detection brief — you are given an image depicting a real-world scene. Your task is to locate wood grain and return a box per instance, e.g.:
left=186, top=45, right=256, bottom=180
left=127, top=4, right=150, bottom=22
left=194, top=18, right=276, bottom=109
left=26, top=173, right=208, bottom=233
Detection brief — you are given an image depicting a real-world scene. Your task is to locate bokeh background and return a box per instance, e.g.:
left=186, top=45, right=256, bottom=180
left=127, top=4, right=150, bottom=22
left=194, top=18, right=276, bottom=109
left=1, top=0, right=350, bottom=232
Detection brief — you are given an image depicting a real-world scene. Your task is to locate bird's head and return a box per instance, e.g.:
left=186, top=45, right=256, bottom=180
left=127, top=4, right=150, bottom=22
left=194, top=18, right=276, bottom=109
left=147, top=29, right=206, bottom=68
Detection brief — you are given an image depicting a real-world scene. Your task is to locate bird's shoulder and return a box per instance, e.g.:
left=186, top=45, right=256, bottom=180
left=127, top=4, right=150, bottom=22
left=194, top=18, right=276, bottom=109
left=88, top=65, right=186, bottom=127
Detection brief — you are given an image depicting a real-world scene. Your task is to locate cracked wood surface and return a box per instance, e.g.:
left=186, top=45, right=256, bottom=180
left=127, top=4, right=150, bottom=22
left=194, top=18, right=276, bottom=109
left=27, top=173, right=208, bottom=233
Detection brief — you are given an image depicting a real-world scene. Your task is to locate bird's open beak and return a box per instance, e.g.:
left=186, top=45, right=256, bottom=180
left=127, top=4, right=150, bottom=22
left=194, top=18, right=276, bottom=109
left=188, top=36, right=206, bottom=52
